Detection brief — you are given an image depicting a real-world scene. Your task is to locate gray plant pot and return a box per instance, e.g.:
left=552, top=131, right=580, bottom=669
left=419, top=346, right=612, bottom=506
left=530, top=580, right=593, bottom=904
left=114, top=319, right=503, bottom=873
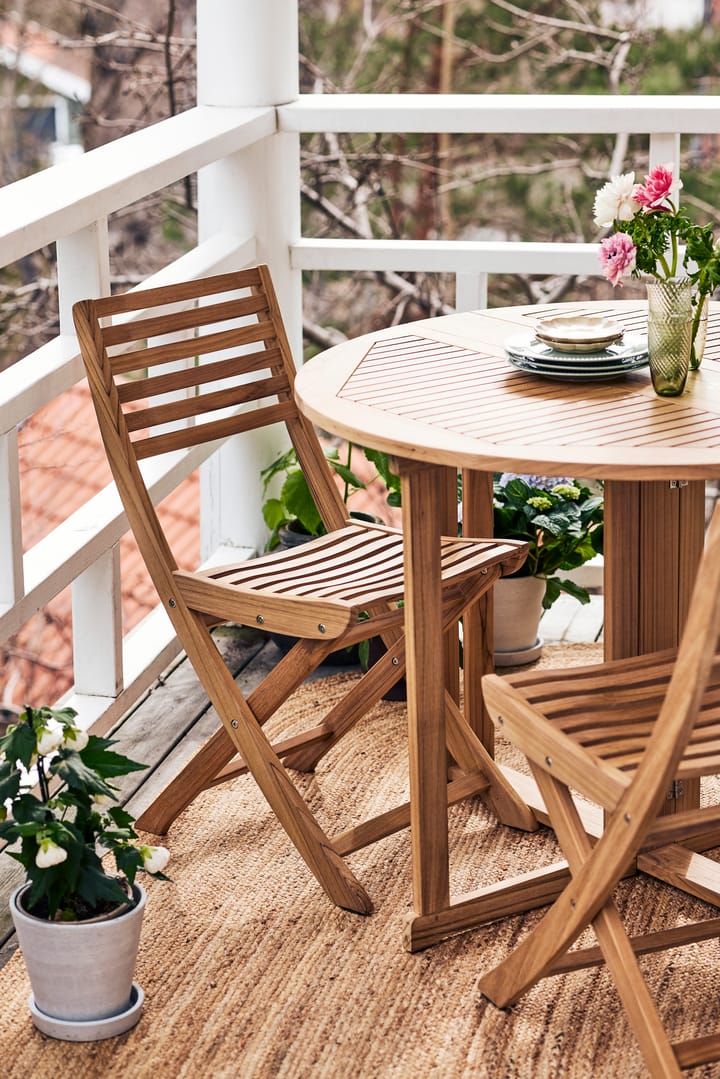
left=10, top=881, right=146, bottom=1041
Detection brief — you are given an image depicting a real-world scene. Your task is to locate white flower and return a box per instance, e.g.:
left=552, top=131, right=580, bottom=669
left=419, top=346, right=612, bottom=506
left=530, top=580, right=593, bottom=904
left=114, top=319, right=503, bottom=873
left=35, top=838, right=68, bottom=869
left=91, top=793, right=114, bottom=813
left=593, top=172, right=640, bottom=228
left=141, top=845, right=170, bottom=874
left=63, top=726, right=89, bottom=752
left=36, top=721, right=64, bottom=756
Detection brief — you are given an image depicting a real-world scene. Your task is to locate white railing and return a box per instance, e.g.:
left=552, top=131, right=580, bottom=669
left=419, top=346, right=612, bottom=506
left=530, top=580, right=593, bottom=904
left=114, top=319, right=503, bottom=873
left=2, top=0, right=720, bottom=736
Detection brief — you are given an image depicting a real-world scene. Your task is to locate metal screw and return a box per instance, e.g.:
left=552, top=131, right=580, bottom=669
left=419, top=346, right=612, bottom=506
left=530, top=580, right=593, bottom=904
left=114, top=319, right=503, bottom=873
left=545, top=756, right=552, bottom=767
left=256, top=615, right=264, bottom=625
left=231, top=720, right=239, bottom=729
left=318, top=623, right=326, bottom=633
left=624, top=813, right=631, bottom=824
left=392, top=657, right=399, bottom=666
left=168, top=598, right=176, bottom=608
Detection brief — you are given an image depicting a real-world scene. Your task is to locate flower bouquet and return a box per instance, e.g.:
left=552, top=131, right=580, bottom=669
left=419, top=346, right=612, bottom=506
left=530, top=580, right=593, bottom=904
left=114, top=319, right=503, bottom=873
left=594, top=163, right=720, bottom=373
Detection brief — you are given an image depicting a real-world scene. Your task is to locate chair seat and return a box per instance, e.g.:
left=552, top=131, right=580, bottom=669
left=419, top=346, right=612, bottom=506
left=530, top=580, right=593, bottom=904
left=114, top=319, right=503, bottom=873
left=485, top=647, right=720, bottom=809
left=175, top=522, right=526, bottom=639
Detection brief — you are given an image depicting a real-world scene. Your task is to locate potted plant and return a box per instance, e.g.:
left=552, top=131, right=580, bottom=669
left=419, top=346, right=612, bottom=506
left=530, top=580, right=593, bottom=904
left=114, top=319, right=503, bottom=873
left=260, top=442, right=400, bottom=549
left=491, top=474, right=604, bottom=663
left=0, top=704, right=170, bottom=1041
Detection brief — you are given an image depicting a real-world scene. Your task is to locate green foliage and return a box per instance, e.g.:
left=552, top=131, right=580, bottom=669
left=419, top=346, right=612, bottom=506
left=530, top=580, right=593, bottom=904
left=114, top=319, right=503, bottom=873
left=260, top=443, right=400, bottom=549
left=0, top=705, right=169, bottom=921
left=492, top=476, right=604, bottom=609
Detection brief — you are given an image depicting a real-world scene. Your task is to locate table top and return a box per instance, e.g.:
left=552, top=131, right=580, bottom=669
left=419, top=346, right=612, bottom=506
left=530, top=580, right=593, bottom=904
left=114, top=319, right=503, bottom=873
left=294, top=299, right=720, bottom=481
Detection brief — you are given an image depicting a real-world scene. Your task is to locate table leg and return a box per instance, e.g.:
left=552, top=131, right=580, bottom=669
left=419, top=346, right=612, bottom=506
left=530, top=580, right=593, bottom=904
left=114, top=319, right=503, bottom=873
left=400, top=461, right=555, bottom=951
left=460, top=469, right=495, bottom=752
left=400, top=459, right=450, bottom=915
left=604, top=477, right=705, bottom=814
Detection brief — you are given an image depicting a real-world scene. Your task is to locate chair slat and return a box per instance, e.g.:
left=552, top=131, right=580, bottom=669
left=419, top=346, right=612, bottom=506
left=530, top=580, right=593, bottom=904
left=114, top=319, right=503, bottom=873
left=101, top=292, right=269, bottom=347
left=117, top=347, right=285, bottom=404
left=125, top=375, right=290, bottom=433
left=133, top=401, right=297, bottom=459
left=108, top=319, right=277, bottom=375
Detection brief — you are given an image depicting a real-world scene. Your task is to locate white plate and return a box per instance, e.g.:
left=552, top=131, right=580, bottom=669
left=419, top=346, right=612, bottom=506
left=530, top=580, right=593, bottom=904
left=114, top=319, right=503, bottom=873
left=507, top=352, right=649, bottom=382
left=535, top=333, right=624, bottom=354
left=505, top=332, right=648, bottom=365
left=534, top=313, right=624, bottom=347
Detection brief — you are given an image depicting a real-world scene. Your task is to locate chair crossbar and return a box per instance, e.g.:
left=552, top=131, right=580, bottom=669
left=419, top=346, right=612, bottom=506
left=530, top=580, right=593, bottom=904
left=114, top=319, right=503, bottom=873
left=133, top=401, right=296, bottom=459
left=125, top=376, right=289, bottom=433
left=118, top=347, right=284, bottom=404
left=93, top=267, right=264, bottom=318
left=102, top=291, right=269, bottom=347
left=109, top=319, right=277, bottom=374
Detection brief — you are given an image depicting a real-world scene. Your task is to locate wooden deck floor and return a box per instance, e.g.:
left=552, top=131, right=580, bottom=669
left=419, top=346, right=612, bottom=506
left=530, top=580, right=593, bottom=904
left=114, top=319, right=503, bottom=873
left=0, top=596, right=603, bottom=966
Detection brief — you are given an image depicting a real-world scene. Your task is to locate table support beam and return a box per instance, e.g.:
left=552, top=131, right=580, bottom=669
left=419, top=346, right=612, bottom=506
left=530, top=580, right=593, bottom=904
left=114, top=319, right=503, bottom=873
left=400, top=459, right=451, bottom=915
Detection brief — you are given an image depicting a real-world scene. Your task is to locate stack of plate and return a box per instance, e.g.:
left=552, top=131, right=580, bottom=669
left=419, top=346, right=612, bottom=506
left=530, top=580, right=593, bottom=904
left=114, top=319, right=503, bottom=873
left=505, top=314, right=648, bottom=382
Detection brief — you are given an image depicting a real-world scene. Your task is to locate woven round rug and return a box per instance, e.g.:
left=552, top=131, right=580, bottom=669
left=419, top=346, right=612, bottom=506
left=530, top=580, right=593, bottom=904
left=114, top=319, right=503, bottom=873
left=1, top=644, right=719, bottom=1078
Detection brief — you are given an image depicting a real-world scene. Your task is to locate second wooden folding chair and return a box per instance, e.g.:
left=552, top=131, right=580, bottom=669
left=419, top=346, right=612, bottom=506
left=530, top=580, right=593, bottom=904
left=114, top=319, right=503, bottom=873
left=477, top=502, right=720, bottom=1076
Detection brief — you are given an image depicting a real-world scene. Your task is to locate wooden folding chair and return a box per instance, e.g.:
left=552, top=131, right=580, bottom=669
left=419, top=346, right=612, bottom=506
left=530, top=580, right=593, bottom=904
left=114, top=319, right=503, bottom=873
left=477, top=502, right=720, bottom=1076
left=73, top=265, right=535, bottom=915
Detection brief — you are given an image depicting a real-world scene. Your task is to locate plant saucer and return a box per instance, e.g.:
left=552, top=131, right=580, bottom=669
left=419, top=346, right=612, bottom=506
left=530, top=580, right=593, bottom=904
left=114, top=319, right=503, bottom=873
left=28, top=981, right=144, bottom=1042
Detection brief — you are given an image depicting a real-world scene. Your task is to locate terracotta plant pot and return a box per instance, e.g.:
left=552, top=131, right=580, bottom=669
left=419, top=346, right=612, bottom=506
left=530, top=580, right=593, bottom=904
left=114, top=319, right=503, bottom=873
left=10, top=881, right=146, bottom=1041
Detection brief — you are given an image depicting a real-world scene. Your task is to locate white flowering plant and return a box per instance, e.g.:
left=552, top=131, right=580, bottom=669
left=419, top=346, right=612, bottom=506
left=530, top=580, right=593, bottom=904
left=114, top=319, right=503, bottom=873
left=0, top=705, right=169, bottom=921
left=493, top=475, right=604, bottom=609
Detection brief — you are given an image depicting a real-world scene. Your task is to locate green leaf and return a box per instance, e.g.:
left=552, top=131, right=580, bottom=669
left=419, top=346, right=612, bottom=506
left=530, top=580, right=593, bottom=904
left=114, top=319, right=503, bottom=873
left=281, top=470, right=324, bottom=535
left=0, top=723, right=37, bottom=771
left=75, top=736, right=148, bottom=780
left=262, top=497, right=286, bottom=530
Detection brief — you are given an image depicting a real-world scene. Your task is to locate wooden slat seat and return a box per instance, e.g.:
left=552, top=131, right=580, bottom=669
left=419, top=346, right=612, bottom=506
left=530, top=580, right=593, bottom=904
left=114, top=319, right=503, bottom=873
left=478, top=504, right=720, bottom=1077
left=73, top=264, right=535, bottom=917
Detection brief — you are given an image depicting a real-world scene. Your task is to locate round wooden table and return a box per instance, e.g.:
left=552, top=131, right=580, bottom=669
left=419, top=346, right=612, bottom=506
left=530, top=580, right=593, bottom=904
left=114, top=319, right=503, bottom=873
left=294, top=298, right=720, bottom=949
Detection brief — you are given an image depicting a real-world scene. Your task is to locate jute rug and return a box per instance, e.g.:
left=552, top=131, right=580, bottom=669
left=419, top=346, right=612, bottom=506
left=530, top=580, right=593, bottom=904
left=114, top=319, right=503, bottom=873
left=1, top=644, right=720, bottom=1079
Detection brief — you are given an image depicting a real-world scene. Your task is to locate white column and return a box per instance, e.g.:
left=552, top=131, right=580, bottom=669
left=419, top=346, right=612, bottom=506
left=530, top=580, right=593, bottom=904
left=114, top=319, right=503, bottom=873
left=197, top=0, right=301, bottom=558
left=72, top=547, right=123, bottom=698
left=56, top=220, right=110, bottom=331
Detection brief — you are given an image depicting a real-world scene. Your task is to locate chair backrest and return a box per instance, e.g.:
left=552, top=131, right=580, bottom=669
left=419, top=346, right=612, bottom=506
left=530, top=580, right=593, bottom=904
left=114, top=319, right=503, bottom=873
left=73, top=266, right=350, bottom=577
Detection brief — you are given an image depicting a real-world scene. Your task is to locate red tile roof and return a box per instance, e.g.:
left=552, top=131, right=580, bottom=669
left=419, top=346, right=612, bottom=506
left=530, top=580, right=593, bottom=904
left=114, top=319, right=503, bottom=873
left=3, top=383, right=198, bottom=710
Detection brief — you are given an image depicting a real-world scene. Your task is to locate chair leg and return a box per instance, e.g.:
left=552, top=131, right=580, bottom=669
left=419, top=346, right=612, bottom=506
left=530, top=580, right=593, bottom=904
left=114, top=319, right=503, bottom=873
left=479, top=769, right=627, bottom=1007
left=137, top=636, right=337, bottom=835
left=156, top=617, right=373, bottom=914
left=479, top=767, right=682, bottom=1076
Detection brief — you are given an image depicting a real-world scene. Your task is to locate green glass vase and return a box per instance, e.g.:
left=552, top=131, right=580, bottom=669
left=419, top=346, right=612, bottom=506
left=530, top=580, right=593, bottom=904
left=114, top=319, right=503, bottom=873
left=646, top=277, right=693, bottom=397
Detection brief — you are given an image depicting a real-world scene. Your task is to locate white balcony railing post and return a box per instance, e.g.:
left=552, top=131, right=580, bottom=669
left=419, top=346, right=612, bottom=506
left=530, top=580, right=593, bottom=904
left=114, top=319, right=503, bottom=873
left=56, top=221, right=125, bottom=699
left=196, top=0, right=301, bottom=559
left=0, top=429, right=23, bottom=610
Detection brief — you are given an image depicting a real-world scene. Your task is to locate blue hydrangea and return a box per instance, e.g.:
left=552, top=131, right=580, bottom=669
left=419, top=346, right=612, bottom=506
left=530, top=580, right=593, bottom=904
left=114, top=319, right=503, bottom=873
left=498, top=473, right=574, bottom=492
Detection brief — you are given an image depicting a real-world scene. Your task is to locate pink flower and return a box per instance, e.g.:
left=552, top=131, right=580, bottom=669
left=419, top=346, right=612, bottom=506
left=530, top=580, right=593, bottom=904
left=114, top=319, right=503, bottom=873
left=599, top=232, right=636, bottom=286
left=634, top=163, right=680, bottom=212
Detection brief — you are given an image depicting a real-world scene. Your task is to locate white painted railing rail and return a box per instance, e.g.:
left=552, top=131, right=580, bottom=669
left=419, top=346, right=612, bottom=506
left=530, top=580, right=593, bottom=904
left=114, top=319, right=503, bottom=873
left=2, top=1, right=720, bottom=737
